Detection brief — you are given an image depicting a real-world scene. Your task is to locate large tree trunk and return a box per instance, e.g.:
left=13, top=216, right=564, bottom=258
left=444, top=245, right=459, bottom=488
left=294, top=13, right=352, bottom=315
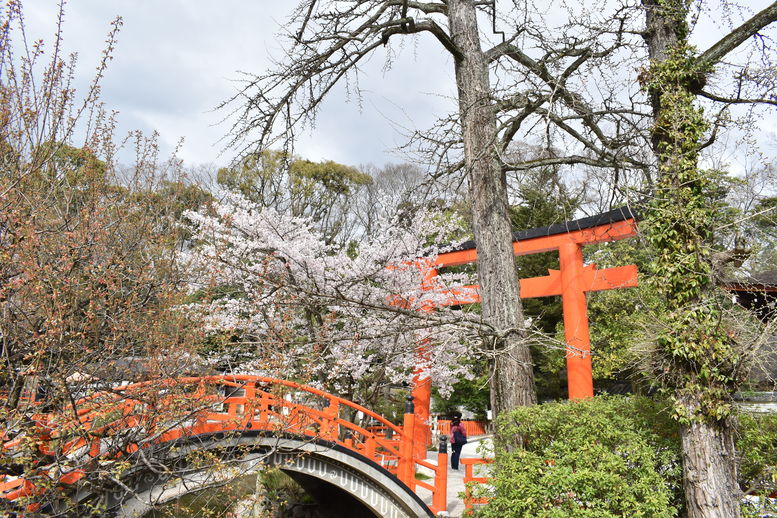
left=679, top=406, right=741, bottom=518
left=642, top=1, right=742, bottom=516
left=448, top=0, right=536, bottom=417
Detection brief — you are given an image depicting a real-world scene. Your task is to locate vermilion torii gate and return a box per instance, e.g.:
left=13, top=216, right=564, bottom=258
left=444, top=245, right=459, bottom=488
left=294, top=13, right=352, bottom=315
left=411, top=207, right=639, bottom=455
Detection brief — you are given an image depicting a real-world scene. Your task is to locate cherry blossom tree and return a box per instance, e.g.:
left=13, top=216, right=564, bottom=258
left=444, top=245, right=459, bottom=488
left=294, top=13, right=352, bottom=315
left=182, top=192, right=482, bottom=406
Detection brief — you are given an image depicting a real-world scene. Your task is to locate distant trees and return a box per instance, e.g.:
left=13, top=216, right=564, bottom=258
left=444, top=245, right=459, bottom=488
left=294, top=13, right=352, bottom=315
left=351, top=162, right=431, bottom=240
left=216, top=150, right=372, bottom=244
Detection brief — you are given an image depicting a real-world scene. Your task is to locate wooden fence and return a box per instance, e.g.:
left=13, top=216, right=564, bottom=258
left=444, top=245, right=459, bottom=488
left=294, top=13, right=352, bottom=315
left=436, top=419, right=488, bottom=437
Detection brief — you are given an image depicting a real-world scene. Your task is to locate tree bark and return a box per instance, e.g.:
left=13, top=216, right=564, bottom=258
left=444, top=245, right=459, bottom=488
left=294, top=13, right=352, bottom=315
left=642, top=0, right=682, bottom=146
left=642, top=0, right=680, bottom=63
left=448, top=0, right=536, bottom=417
left=680, top=411, right=741, bottom=518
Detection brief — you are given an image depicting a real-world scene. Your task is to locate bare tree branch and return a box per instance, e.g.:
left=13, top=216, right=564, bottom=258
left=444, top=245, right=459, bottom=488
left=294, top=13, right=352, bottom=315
left=697, top=2, right=777, bottom=69
left=698, top=88, right=777, bottom=107
left=381, top=18, right=463, bottom=60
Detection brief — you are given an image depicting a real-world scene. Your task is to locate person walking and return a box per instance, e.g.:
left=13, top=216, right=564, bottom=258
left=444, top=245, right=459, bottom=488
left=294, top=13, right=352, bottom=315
left=449, top=417, right=467, bottom=470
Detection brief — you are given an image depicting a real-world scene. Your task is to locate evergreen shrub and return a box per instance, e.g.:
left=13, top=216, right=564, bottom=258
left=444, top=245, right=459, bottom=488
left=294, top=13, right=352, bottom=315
left=738, top=412, right=777, bottom=516
left=476, top=396, right=683, bottom=518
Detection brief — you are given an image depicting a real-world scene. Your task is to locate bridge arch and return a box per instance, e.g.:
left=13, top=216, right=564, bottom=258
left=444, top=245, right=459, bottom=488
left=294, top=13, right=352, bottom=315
left=104, top=433, right=433, bottom=518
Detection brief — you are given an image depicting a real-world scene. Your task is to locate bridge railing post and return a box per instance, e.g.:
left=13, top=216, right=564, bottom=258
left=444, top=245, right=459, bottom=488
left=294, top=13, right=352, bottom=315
left=433, top=434, right=448, bottom=514
left=257, top=390, right=271, bottom=428
left=242, top=382, right=255, bottom=428
left=321, top=400, right=339, bottom=441
left=399, top=396, right=415, bottom=488
left=364, top=435, right=376, bottom=459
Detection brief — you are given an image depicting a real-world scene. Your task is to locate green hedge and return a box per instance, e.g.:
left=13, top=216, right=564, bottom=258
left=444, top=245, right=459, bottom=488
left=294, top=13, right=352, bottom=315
left=739, top=412, right=777, bottom=516
left=476, top=396, right=683, bottom=518
left=476, top=396, right=777, bottom=518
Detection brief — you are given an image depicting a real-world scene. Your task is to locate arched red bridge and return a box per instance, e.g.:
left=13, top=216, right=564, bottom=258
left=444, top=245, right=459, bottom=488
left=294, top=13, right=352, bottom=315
left=1, top=375, right=449, bottom=517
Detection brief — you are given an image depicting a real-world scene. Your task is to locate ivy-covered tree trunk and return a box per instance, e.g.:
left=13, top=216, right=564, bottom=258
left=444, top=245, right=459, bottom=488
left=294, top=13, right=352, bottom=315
left=448, top=0, right=537, bottom=416
left=643, top=1, right=741, bottom=516
left=679, top=394, right=741, bottom=517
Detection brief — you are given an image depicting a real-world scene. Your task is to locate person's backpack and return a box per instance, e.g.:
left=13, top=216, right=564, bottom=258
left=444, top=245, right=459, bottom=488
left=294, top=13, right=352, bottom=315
left=452, top=425, right=467, bottom=445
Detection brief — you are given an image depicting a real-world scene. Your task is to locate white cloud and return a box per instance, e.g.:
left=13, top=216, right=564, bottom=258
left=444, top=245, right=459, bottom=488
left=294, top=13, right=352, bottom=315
left=23, top=2, right=456, bottom=168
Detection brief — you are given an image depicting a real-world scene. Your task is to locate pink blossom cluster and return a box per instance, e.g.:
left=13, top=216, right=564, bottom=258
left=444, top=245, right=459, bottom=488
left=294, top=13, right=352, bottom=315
left=181, top=193, right=482, bottom=397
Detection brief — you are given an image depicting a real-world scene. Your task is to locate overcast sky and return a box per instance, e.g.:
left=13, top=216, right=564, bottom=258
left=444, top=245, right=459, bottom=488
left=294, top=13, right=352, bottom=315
left=24, top=1, right=456, bottom=169
left=22, top=1, right=776, bottom=172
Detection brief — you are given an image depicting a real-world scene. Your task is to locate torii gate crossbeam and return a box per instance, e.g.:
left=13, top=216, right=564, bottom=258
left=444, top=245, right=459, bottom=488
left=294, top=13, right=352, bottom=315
left=411, top=207, right=639, bottom=456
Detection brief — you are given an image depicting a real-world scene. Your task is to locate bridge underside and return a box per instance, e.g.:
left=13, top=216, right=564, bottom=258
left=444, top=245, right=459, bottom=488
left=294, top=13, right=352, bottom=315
left=76, top=432, right=432, bottom=518
left=284, top=469, right=375, bottom=517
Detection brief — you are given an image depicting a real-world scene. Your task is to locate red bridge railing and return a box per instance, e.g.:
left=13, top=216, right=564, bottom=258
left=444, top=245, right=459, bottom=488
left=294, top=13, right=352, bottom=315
left=462, top=457, right=494, bottom=514
left=1, top=375, right=449, bottom=515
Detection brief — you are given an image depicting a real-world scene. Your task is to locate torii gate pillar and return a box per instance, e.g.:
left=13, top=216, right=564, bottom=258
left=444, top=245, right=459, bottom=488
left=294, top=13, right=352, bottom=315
left=559, top=242, right=593, bottom=399
left=411, top=356, right=432, bottom=459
